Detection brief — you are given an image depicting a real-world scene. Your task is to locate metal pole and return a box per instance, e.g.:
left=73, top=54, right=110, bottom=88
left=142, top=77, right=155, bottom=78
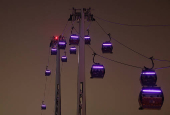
left=55, top=45, right=61, bottom=115
left=77, top=8, right=86, bottom=115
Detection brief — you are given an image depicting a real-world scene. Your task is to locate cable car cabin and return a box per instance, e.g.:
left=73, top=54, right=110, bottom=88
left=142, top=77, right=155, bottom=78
left=138, top=87, right=164, bottom=110
left=51, top=48, right=57, bottom=55
left=61, top=56, right=67, bottom=62
left=140, top=69, right=157, bottom=86
left=84, top=35, right=91, bottom=45
left=50, top=38, right=57, bottom=47
left=58, top=40, right=66, bottom=49
left=41, top=104, right=46, bottom=110
left=90, top=63, right=105, bottom=79
left=69, top=34, right=79, bottom=45
left=45, top=70, right=51, bottom=76
left=70, top=47, right=76, bottom=54
left=102, top=41, right=113, bottom=53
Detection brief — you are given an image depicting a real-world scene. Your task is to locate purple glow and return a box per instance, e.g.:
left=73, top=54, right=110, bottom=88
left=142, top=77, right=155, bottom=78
left=92, top=66, right=104, bottom=69
left=41, top=105, right=46, bottom=107
left=142, top=90, right=161, bottom=93
left=70, top=47, right=76, bottom=50
left=71, top=36, right=79, bottom=38
left=103, top=44, right=112, bottom=46
left=59, top=42, right=65, bottom=45
left=46, top=70, right=51, bottom=73
left=84, top=37, right=90, bottom=39
left=51, top=48, right=57, bottom=51
left=142, top=72, right=156, bottom=75
left=62, top=57, right=67, bottom=59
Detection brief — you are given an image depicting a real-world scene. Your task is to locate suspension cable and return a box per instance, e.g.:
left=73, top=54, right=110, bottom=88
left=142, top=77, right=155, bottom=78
left=96, top=54, right=143, bottom=69
left=72, top=23, right=143, bottom=69
left=155, top=66, right=170, bottom=70
left=45, top=74, right=52, bottom=102
left=86, top=22, right=92, bottom=31
left=95, top=20, right=150, bottom=59
left=62, top=21, right=69, bottom=36
left=71, top=20, right=170, bottom=71
left=95, top=19, right=170, bottom=63
left=43, top=76, right=48, bottom=101
left=94, top=15, right=170, bottom=27
left=153, top=58, right=170, bottom=63
left=47, top=47, right=50, bottom=66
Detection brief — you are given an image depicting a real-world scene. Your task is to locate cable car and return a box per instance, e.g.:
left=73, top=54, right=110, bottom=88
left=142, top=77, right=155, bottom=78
left=102, top=41, right=113, bottom=53
left=84, top=35, right=91, bottom=45
left=51, top=48, right=57, bottom=55
left=69, top=34, right=79, bottom=45
left=41, top=104, right=46, bottom=110
left=138, top=87, right=164, bottom=110
left=90, top=63, right=105, bottom=78
left=70, top=47, right=76, bottom=54
left=58, top=40, right=66, bottom=49
left=140, top=69, right=157, bottom=86
left=45, top=70, right=51, bottom=76
left=61, top=56, right=67, bottom=62
left=50, top=37, right=58, bottom=47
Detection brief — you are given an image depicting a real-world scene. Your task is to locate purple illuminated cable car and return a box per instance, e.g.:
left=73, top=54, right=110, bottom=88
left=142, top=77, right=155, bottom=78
left=61, top=56, right=67, bottom=62
left=84, top=35, right=91, bottom=45
left=41, top=104, right=46, bottom=110
left=140, top=69, right=157, bottom=86
left=70, top=47, right=76, bottom=54
left=51, top=48, right=57, bottom=55
left=90, top=63, right=105, bottom=78
left=102, top=41, right=113, bottom=53
left=58, top=40, right=66, bottom=49
left=45, top=70, right=51, bottom=76
left=138, top=87, right=164, bottom=110
left=69, top=34, right=79, bottom=45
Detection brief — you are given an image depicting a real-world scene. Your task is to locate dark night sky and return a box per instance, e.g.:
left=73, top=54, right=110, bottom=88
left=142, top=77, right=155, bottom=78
left=1, top=0, right=170, bottom=115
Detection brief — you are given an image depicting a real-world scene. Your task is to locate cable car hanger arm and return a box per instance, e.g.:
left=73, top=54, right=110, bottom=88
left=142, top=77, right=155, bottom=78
left=92, top=52, right=97, bottom=64
left=107, top=33, right=111, bottom=41
left=144, top=56, right=154, bottom=70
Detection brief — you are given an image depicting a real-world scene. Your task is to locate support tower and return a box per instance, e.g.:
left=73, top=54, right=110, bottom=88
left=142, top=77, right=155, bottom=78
left=68, top=7, right=95, bottom=115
